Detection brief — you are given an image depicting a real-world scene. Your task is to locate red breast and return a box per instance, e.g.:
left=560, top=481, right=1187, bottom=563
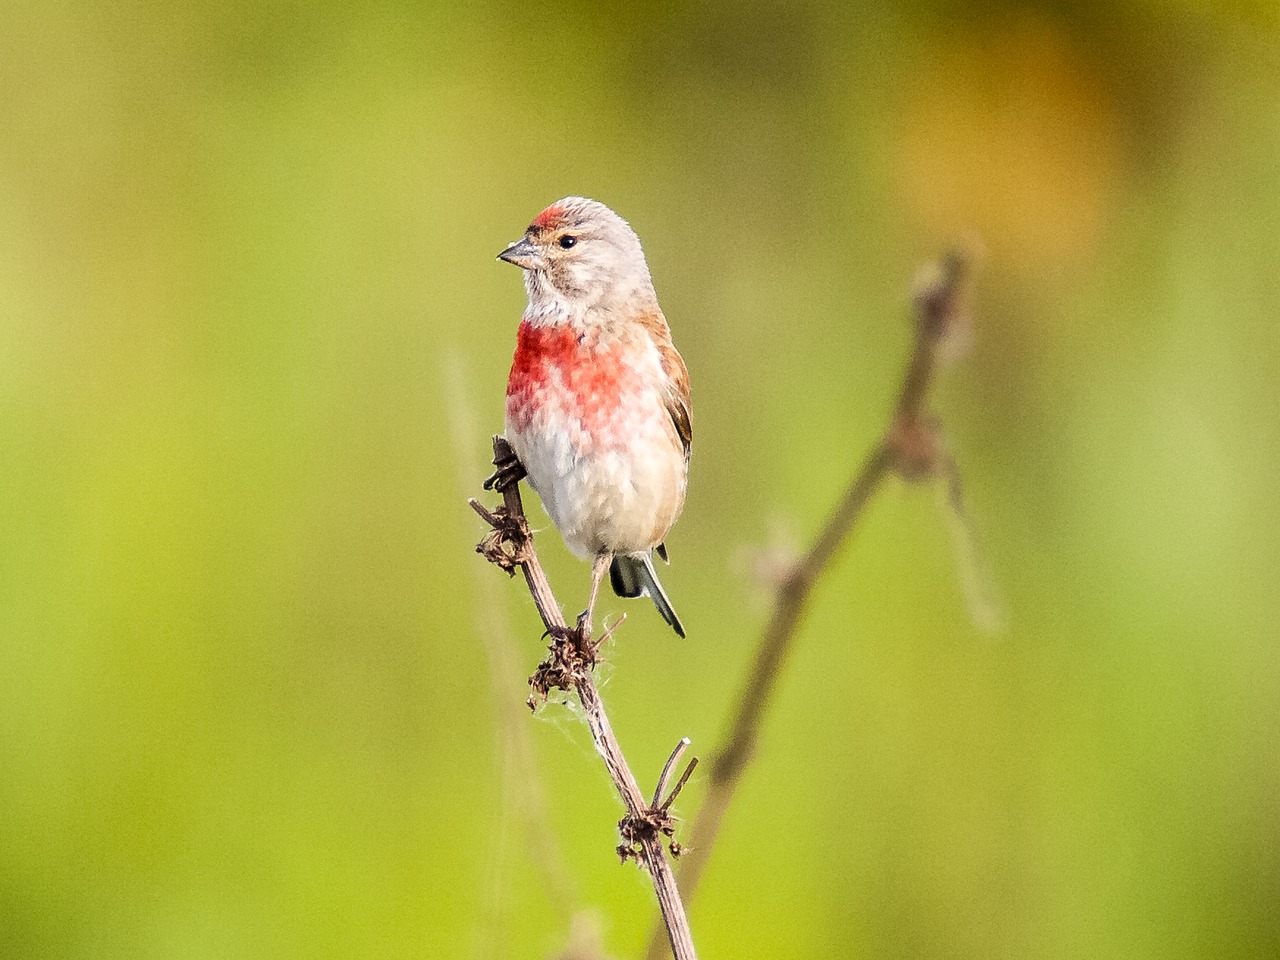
left=506, top=320, right=642, bottom=441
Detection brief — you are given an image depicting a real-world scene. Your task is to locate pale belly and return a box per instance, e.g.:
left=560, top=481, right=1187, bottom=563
left=506, top=400, right=686, bottom=559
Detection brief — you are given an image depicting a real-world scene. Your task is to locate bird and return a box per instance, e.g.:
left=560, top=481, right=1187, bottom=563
left=495, top=197, right=691, bottom=639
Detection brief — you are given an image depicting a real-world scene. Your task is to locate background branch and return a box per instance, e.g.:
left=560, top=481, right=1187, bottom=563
left=645, top=250, right=974, bottom=959
left=470, top=438, right=699, bottom=960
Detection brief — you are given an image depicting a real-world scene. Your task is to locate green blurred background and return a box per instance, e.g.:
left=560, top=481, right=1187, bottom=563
left=2, top=0, right=1278, bottom=957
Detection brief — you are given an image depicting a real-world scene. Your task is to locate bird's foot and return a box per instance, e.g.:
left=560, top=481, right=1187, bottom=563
left=529, top=610, right=625, bottom=704
left=529, top=622, right=597, bottom=707
left=483, top=449, right=526, bottom=493
left=544, top=623, right=586, bottom=647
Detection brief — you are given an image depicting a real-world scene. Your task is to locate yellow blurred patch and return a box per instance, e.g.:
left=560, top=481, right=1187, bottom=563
left=896, top=13, right=1121, bottom=269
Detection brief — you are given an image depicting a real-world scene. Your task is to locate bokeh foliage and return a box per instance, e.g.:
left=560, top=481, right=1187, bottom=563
left=1, top=1, right=1277, bottom=957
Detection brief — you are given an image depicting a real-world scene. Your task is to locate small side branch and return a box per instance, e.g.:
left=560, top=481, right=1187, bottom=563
left=652, top=738, right=696, bottom=812
left=471, top=437, right=698, bottom=960
left=645, top=249, right=976, bottom=959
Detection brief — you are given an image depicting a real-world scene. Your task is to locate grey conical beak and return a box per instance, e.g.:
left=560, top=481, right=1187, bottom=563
left=497, top=236, right=542, bottom=270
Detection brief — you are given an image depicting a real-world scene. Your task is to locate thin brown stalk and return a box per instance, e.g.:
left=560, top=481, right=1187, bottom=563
left=470, top=437, right=698, bottom=960
left=644, top=249, right=974, bottom=960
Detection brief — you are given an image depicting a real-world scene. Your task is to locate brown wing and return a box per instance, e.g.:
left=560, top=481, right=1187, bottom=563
left=660, top=337, right=692, bottom=461
left=667, top=384, right=692, bottom=459
left=633, top=308, right=693, bottom=460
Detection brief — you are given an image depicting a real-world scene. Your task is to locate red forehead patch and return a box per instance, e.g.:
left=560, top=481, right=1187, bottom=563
left=531, top=203, right=567, bottom=231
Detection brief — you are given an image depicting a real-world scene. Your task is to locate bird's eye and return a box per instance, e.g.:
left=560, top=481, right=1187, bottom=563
left=558, top=235, right=577, bottom=249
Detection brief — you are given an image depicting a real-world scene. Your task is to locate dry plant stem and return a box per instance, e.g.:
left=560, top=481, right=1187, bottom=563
left=644, top=251, right=970, bottom=960
left=471, top=437, right=698, bottom=960
left=653, top=738, right=692, bottom=808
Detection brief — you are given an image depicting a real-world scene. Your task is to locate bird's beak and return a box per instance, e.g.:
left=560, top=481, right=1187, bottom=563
left=497, top=236, right=543, bottom=270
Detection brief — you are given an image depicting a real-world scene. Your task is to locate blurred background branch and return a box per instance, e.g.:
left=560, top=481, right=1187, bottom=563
left=646, top=250, right=977, bottom=959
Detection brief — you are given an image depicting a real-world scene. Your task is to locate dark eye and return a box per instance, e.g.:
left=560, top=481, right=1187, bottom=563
left=558, top=235, right=577, bottom=249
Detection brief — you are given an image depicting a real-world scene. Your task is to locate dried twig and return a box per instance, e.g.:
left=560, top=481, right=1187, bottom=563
left=644, top=249, right=976, bottom=959
left=470, top=437, right=699, bottom=960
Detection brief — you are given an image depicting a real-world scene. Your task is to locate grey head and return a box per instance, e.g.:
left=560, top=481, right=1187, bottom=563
left=498, top=197, right=658, bottom=320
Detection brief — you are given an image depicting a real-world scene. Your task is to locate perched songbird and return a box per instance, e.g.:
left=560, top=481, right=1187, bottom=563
left=497, top=197, right=691, bottom=638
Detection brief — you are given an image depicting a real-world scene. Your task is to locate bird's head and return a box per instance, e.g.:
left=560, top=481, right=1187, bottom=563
left=498, top=197, right=656, bottom=321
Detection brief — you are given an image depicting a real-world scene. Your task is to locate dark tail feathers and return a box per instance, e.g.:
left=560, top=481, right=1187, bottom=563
left=609, top=552, right=685, bottom=638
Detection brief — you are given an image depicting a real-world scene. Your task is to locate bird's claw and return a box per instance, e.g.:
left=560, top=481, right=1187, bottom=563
left=543, top=623, right=582, bottom=645
left=483, top=451, right=527, bottom=493
left=529, top=622, right=599, bottom=706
